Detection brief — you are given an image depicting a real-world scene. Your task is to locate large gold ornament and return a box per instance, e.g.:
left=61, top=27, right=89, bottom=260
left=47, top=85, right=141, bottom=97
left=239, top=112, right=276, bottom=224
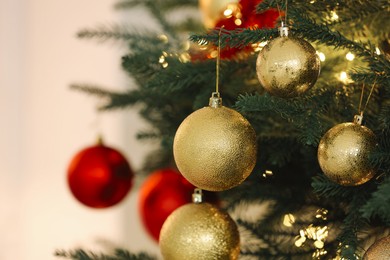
left=363, top=235, right=390, bottom=259
left=159, top=201, right=240, bottom=260
left=256, top=25, right=320, bottom=98
left=317, top=116, right=377, bottom=186
left=173, top=93, right=257, bottom=191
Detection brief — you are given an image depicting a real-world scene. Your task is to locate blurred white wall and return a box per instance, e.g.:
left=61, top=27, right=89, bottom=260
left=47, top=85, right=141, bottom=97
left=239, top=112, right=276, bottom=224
left=0, top=0, right=160, bottom=259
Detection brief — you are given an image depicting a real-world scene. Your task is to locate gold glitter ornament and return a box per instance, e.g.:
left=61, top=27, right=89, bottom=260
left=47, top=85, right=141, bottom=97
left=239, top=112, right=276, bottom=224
left=363, top=235, right=390, bottom=260
left=317, top=115, right=377, bottom=186
left=256, top=24, right=320, bottom=98
left=159, top=190, right=240, bottom=260
left=173, top=92, right=257, bottom=191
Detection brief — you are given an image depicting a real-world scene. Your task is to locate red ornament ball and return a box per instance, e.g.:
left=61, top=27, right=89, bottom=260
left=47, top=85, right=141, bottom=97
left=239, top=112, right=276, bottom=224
left=206, top=0, right=279, bottom=60
left=67, top=141, right=134, bottom=208
left=138, top=168, right=218, bottom=241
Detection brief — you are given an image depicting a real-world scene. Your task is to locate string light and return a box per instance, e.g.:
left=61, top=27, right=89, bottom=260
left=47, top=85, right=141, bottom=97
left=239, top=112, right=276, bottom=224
left=158, top=34, right=169, bottom=43
left=338, top=71, right=353, bottom=84
left=262, top=169, right=273, bottom=178
left=345, top=52, right=355, bottom=61
left=283, top=213, right=295, bottom=227
left=330, top=11, right=339, bottom=21
left=223, top=8, right=233, bottom=17
left=375, top=47, right=381, bottom=55
left=294, top=209, right=330, bottom=258
left=316, top=51, right=326, bottom=62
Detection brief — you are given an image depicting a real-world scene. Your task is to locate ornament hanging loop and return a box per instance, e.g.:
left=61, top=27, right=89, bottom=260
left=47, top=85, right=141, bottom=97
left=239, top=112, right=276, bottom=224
left=209, top=26, right=224, bottom=108
left=353, top=112, right=364, bottom=125
left=192, top=188, right=203, bottom=203
left=277, top=0, right=289, bottom=36
left=356, top=78, right=377, bottom=124
left=215, top=25, right=224, bottom=94
left=279, top=21, right=289, bottom=37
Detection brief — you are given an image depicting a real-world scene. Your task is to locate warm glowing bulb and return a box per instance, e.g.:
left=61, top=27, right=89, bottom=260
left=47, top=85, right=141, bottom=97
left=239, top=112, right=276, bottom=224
left=158, top=34, right=169, bottom=43
left=235, top=18, right=242, bottom=26
left=283, top=213, right=295, bottom=227
left=346, top=52, right=355, bottom=61
left=316, top=51, right=326, bottom=61
left=223, top=8, right=233, bottom=17
left=375, top=47, right=381, bottom=55
left=330, top=11, right=339, bottom=21
left=339, top=71, right=351, bottom=84
left=159, top=55, right=165, bottom=63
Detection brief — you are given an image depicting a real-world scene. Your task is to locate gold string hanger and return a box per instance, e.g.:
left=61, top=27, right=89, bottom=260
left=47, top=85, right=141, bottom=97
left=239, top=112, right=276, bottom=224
left=355, top=78, right=377, bottom=124
left=209, top=25, right=224, bottom=108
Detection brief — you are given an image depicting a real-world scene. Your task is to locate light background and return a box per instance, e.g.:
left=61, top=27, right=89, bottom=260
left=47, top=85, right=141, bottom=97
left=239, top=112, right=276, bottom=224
left=0, top=0, right=162, bottom=259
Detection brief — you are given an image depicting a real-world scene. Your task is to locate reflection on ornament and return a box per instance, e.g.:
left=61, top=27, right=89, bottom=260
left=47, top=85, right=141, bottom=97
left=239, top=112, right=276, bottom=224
left=363, top=235, right=390, bottom=260
left=317, top=116, right=377, bottom=186
left=256, top=25, right=321, bottom=98
left=173, top=92, right=257, bottom=191
left=159, top=199, right=240, bottom=260
left=67, top=138, right=133, bottom=208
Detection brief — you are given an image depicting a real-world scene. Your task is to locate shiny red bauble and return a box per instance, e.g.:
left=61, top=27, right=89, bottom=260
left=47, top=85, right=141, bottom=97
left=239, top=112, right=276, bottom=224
left=138, top=168, right=218, bottom=241
left=194, top=0, right=279, bottom=61
left=67, top=141, right=134, bottom=208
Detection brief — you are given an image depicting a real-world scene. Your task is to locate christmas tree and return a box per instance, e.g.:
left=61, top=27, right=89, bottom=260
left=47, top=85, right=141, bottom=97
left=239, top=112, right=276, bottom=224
left=57, top=0, right=390, bottom=259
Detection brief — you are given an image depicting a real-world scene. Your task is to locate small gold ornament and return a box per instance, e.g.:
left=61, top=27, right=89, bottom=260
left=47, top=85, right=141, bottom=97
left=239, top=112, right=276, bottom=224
left=173, top=92, right=257, bottom=191
left=317, top=115, right=377, bottom=186
left=363, top=235, right=390, bottom=260
left=160, top=189, right=240, bottom=260
left=256, top=24, right=320, bottom=98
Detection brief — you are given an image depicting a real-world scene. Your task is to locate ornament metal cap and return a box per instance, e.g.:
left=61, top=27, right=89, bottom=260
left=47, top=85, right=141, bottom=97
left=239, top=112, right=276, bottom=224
left=209, top=92, right=222, bottom=108
left=192, top=188, right=203, bottom=203
left=353, top=112, right=364, bottom=125
left=278, top=21, right=289, bottom=37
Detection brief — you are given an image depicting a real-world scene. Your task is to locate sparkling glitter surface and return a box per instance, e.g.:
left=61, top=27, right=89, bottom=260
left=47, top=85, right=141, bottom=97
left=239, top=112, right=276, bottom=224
left=317, top=122, right=376, bottom=186
left=173, top=105, right=257, bottom=191
left=159, top=203, right=240, bottom=260
left=363, top=235, right=390, bottom=260
left=256, top=36, right=320, bottom=98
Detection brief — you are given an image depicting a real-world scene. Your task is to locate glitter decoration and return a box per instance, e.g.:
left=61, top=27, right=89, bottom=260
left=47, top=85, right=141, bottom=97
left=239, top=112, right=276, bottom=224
left=317, top=118, right=377, bottom=186
left=173, top=93, right=257, bottom=191
left=174, top=27, right=257, bottom=191
left=256, top=24, right=320, bottom=98
left=159, top=202, right=240, bottom=260
left=363, top=235, right=390, bottom=260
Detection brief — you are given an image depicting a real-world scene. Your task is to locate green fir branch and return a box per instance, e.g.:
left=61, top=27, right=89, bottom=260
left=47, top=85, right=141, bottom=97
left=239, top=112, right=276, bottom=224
left=77, top=24, right=161, bottom=43
left=70, top=84, right=144, bottom=110
left=114, top=0, right=198, bottom=11
left=55, top=248, right=156, bottom=260
left=189, top=27, right=278, bottom=49
left=360, top=177, right=390, bottom=225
